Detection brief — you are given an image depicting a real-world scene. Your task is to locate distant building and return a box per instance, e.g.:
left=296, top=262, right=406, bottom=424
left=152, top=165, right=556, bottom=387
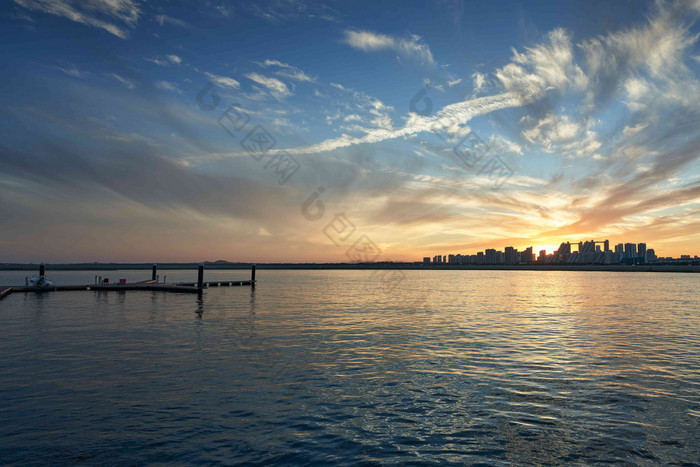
left=624, top=243, right=637, bottom=260
left=538, top=249, right=547, bottom=262
left=522, top=247, right=534, bottom=263
left=647, top=249, right=656, bottom=262
left=423, top=257, right=430, bottom=265
left=604, top=239, right=610, bottom=252
left=504, top=246, right=517, bottom=265
left=615, top=243, right=624, bottom=263
left=485, top=249, right=496, bottom=265
left=638, top=243, right=647, bottom=264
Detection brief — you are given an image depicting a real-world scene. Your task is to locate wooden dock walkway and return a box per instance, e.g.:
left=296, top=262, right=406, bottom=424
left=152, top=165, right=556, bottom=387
left=0, top=286, right=12, bottom=300
left=0, top=264, right=256, bottom=302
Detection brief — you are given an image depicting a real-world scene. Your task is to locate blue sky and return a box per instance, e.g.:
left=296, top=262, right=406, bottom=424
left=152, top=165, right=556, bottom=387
left=1, top=0, right=700, bottom=262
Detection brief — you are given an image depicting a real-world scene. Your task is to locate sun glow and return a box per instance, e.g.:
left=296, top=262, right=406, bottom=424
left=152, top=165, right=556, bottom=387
left=534, top=244, right=562, bottom=255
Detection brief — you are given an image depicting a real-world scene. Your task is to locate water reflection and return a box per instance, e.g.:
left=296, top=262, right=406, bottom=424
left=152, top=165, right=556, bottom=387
left=0, top=270, right=698, bottom=465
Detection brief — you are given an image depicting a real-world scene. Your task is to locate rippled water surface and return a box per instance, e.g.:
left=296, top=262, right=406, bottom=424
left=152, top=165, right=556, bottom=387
left=0, top=269, right=699, bottom=465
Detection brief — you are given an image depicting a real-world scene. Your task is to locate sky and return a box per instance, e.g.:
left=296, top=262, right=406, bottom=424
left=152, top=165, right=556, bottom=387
left=1, top=0, right=700, bottom=263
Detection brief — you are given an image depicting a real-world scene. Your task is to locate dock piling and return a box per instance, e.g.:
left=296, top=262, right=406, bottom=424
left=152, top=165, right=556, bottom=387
left=197, top=263, right=204, bottom=290
left=152, top=264, right=157, bottom=281
left=251, top=264, right=256, bottom=284
left=39, top=263, right=45, bottom=277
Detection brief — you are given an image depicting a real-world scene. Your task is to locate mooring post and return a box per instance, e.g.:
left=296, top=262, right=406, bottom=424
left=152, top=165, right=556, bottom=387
left=197, top=263, right=204, bottom=290
left=251, top=264, right=256, bottom=284
left=152, top=264, right=157, bottom=281
left=39, top=263, right=45, bottom=277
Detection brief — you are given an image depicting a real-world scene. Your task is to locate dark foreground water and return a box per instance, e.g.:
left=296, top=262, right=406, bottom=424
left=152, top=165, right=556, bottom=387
left=0, top=269, right=698, bottom=465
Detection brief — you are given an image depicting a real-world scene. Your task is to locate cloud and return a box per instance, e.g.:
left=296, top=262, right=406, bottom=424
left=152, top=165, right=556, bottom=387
left=282, top=91, right=524, bottom=154
left=156, top=81, right=182, bottom=94
left=579, top=0, right=700, bottom=107
left=166, top=54, right=182, bottom=65
left=472, top=72, right=486, bottom=93
left=110, top=73, right=136, bottom=89
left=155, top=14, right=190, bottom=28
left=15, top=0, right=140, bottom=39
left=245, top=72, right=291, bottom=98
left=343, top=30, right=435, bottom=65
left=56, top=65, right=87, bottom=78
left=146, top=54, right=182, bottom=66
left=205, top=73, right=240, bottom=89
left=260, top=59, right=316, bottom=82
left=494, top=28, right=588, bottom=100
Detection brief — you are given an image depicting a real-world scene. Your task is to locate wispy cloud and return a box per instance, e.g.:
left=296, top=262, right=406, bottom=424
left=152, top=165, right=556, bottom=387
left=56, top=65, right=87, bottom=78
left=261, top=59, right=316, bottom=82
left=494, top=28, right=587, bottom=100
left=245, top=72, right=292, bottom=99
left=155, top=14, right=190, bottom=28
left=15, top=0, right=140, bottom=39
left=146, top=54, right=182, bottom=66
left=205, top=73, right=240, bottom=89
left=110, top=73, right=136, bottom=89
left=283, top=91, right=523, bottom=154
left=156, top=80, right=182, bottom=94
left=166, top=54, right=182, bottom=65
left=343, top=30, right=435, bottom=65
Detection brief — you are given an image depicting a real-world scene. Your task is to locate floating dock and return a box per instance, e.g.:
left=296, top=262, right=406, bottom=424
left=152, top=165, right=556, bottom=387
left=0, top=264, right=256, bottom=302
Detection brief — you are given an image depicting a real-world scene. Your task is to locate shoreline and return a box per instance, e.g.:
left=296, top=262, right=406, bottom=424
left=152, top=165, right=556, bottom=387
left=1, top=263, right=699, bottom=273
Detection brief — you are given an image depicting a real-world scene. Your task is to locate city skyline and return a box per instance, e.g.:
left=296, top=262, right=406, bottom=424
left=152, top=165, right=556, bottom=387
left=2, top=1, right=700, bottom=263
left=424, top=238, right=699, bottom=266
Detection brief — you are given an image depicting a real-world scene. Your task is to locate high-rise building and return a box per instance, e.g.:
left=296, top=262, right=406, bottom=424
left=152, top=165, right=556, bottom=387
left=624, top=243, right=636, bottom=260
left=604, top=239, right=610, bottom=252
left=522, top=247, right=534, bottom=262
left=647, top=248, right=656, bottom=262
left=553, top=242, right=571, bottom=262
left=485, top=249, right=496, bottom=265
left=638, top=243, right=647, bottom=264
left=538, top=249, right=547, bottom=262
left=423, top=257, right=430, bottom=265
left=615, top=243, right=624, bottom=263
left=504, top=246, right=517, bottom=265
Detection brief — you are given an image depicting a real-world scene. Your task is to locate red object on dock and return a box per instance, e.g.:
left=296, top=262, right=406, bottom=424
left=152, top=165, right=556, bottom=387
left=119, top=279, right=127, bottom=286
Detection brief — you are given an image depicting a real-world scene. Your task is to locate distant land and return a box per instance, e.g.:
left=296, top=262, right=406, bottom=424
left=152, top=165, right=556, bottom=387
left=1, top=262, right=699, bottom=273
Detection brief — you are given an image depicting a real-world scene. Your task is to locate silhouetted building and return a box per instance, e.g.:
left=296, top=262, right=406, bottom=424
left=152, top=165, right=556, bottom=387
left=638, top=243, right=647, bottom=264
left=615, top=243, right=624, bottom=263
left=624, top=243, right=636, bottom=260
left=522, top=247, right=534, bottom=262
left=647, top=249, right=656, bottom=262
left=485, top=249, right=496, bottom=265
left=505, top=246, right=517, bottom=265
left=423, top=257, right=430, bottom=265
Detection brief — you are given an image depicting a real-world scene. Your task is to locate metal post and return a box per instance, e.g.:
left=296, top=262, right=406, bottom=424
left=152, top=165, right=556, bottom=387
left=39, top=263, right=45, bottom=277
left=251, top=264, right=256, bottom=283
left=197, top=263, right=204, bottom=290
left=152, top=264, right=157, bottom=281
